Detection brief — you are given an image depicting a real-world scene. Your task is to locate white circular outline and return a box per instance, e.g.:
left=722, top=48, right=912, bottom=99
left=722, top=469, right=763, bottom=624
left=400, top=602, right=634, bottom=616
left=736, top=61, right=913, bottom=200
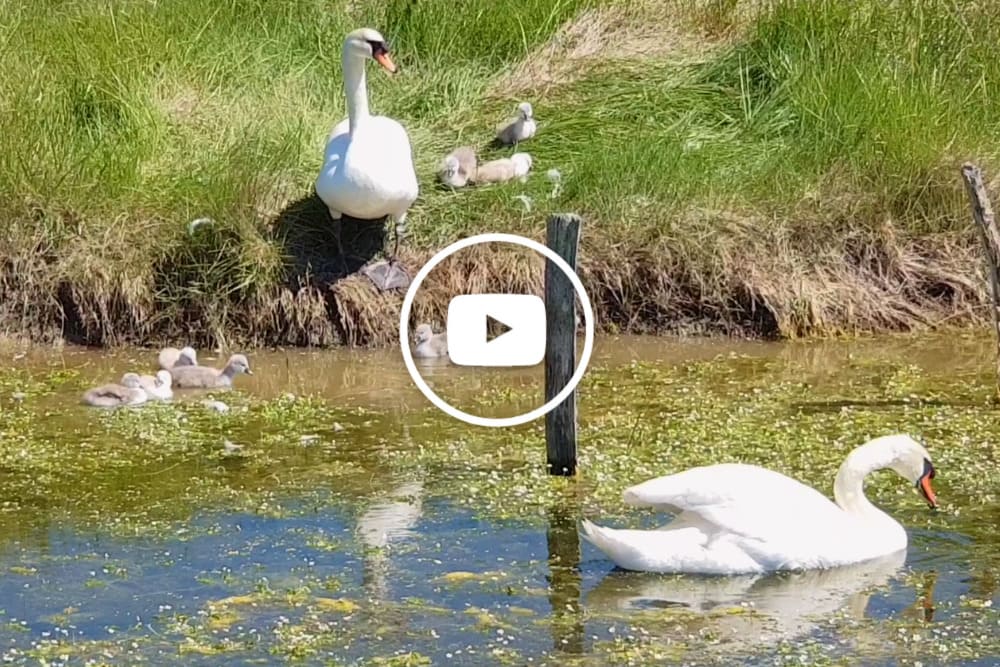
left=399, top=232, right=595, bottom=428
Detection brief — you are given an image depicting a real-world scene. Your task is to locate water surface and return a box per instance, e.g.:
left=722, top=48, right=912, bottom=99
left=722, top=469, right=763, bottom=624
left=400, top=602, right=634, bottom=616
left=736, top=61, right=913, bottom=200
left=0, top=333, right=997, bottom=665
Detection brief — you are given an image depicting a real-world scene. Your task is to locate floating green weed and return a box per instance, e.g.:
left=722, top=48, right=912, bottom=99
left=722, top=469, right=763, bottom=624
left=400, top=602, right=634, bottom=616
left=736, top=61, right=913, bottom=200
left=0, top=343, right=998, bottom=665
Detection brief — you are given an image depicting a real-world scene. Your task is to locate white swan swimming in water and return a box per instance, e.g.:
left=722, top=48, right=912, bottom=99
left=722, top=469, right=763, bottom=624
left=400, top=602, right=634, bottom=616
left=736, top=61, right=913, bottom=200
left=315, top=27, right=419, bottom=292
left=169, top=354, right=253, bottom=389
left=581, top=434, right=938, bottom=575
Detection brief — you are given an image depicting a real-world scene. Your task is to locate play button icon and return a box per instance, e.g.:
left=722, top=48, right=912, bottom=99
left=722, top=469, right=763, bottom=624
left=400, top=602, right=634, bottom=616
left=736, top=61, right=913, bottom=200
left=486, top=315, right=513, bottom=343
left=446, top=294, right=547, bottom=367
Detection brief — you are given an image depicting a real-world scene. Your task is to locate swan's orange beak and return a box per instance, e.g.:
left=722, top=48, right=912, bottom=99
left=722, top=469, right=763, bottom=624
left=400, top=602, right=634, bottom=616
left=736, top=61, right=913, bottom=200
left=917, top=460, right=938, bottom=509
left=374, top=51, right=397, bottom=74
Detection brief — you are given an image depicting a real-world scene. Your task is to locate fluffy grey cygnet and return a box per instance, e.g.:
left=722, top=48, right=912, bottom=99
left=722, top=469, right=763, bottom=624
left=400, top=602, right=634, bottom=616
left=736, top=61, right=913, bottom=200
left=170, top=354, right=253, bottom=389
left=82, top=372, right=149, bottom=407
left=438, top=145, right=478, bottom=188
left=158, top=346, right=198, bottom=371
left=473, top=153, right=533, bottom=185
left=138, top=369, right=174, bottom=400
left=413, top=323, right=448, bottom=358
left=495, top=102, right=537, bottom=146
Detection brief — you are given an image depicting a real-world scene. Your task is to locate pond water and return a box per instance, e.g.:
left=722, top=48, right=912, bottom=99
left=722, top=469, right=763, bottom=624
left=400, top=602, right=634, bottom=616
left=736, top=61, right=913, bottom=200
left=0, top=333, right=997, bottom=666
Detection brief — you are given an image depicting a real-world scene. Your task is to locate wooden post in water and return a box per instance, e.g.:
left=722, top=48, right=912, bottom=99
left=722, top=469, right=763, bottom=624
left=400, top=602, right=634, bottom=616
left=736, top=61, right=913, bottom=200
left=960, top=163, right=1000, bottom=399
left=545, top=213, right=581, bottom=476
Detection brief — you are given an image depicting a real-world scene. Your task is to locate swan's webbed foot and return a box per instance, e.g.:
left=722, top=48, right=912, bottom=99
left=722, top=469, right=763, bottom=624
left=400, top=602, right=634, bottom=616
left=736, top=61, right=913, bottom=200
left=360, top=258, right=410, bottom=291
left=360, top=214, right=411, bottom=291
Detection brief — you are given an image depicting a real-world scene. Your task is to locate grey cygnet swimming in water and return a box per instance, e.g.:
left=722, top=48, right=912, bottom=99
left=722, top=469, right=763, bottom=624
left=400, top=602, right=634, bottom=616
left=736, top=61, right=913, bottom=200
left=158, top=346, right=198, bottom=371
left=170, top=354, right=253, bottom=389
left=413, top=323, right=448, bottom=358
left=82, top=372, right=149, bottom=407
left=138, top=369, right=174, bottom=400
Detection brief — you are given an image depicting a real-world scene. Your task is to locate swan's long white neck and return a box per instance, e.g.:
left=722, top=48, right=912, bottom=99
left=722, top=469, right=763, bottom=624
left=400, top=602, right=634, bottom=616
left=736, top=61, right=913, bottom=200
left=833, top=440, right=898, bottom=522
left=342, top=45, right=370, bottom=135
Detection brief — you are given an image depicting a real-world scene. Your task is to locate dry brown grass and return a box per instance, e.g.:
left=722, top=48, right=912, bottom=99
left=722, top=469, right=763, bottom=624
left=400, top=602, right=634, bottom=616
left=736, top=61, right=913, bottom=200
left=0, top=226, right=65, bottom=344
left=57, top=224, right=158, bottom=346
left=488, top=0, right=755, bottom=98
left=726, top=225, right=984, bottom=338
left=0, top=213, right=989, bottom=349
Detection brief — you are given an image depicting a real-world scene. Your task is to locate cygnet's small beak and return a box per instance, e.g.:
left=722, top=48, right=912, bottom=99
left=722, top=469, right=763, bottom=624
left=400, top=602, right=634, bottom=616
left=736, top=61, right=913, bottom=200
left=374, top=51, right=398, bottom=74
left=245, top=368, right=254, bottom=376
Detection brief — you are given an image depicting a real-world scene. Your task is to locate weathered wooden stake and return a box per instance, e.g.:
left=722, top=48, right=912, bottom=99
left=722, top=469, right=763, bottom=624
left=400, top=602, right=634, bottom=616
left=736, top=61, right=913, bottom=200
left=545, top=213, right=581, bottom=476
left=960, top=163, right=1000, bottom=399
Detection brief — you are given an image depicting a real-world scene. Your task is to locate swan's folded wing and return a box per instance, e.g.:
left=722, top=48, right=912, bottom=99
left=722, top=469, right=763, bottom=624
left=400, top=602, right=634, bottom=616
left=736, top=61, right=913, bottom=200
left=623, top=463, right=853, bottom=544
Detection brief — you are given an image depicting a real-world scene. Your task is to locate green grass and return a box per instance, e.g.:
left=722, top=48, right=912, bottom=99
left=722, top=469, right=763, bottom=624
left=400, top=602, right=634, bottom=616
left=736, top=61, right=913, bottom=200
left=1, top=0, right=999, bottom=346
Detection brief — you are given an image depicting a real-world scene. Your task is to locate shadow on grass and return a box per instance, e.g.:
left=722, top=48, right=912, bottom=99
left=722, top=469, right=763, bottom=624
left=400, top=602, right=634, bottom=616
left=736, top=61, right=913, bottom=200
left=272, top=191, right=388, bottom=289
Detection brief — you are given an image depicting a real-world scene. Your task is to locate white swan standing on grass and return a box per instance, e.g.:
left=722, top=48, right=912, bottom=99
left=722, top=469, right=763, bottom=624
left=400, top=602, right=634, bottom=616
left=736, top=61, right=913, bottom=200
left=315, top=27, right=419, bottom=292
left=581, top=434, right=938, bottom=575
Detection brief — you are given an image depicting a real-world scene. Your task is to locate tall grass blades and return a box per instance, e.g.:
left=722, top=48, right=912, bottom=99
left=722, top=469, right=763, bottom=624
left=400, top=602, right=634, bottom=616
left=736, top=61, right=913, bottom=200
left=0, top=0, right=997, bottom=345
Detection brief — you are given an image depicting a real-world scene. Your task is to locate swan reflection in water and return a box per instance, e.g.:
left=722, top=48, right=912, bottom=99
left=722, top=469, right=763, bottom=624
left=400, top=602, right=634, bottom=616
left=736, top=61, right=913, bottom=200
left=584, top=549, right=907, bottom=646
left=355, top=426, right=425, bottom=600
left=356, top=477, right=424, bottom=600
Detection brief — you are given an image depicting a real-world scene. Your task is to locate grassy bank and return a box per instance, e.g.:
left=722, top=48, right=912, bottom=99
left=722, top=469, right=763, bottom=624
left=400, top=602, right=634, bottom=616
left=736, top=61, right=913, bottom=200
left=1, top=0, right=999, bottom=346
